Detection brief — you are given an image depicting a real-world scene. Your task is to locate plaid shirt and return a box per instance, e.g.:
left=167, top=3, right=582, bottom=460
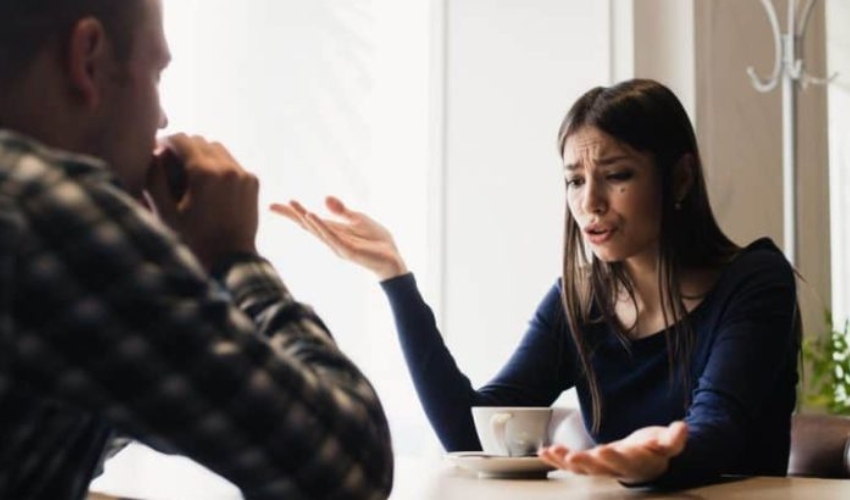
left=0, top=130, right=393, bottom=500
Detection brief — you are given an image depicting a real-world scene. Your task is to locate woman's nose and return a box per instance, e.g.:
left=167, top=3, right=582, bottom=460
left=581, top=178, right=607, bottom=214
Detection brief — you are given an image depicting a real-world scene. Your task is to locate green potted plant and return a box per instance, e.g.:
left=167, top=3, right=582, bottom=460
left=801, top=310, right=850, bottom=415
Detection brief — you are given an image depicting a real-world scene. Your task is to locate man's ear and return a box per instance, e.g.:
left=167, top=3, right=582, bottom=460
left=66, top=17, right=110, bottom=109
left=673, top=153, right=696, bottom=204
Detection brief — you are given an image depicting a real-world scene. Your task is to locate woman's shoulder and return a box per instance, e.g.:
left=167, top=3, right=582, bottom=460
left=688, top=238, right=797, bottom=338
left=532, top=278, right=575, bottom=328
left=538, top=278, right=565, bottom=312
left=728, top=237, right=794, bottom=278
left=709, top=237, right=796, bottom=299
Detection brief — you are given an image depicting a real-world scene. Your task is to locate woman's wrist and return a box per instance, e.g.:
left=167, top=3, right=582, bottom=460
left=377, top=258, right=408, bottom=281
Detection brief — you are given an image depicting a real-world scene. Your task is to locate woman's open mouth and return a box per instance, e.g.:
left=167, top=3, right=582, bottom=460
left=584, top=225, right=615, bottom=245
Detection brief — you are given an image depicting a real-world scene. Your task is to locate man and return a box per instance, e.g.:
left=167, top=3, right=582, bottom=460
left=0, top=0, right=393, bottom=498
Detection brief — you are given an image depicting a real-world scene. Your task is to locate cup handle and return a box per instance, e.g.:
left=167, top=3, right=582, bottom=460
left=490, top=412, right=513, bottom=456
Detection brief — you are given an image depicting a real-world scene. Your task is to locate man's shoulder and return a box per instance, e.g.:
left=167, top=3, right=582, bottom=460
left=1, top=129, right=54, bottom=161
left=0, top=129, right=109, bottom=179
left=0, top=128, right=105, bottom=172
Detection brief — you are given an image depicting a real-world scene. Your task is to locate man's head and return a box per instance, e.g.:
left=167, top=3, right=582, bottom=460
left=0, top=0, right=171, bottom=196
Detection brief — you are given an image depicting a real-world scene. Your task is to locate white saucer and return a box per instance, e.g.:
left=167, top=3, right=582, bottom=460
left=445, top=451, right=556, bottom=478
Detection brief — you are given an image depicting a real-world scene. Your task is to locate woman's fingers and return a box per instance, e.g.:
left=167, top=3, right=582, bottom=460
left=305, top=211, right=354, bottom=257
left=269, top=197, right=406, bottom=279
left=538, top=423, right=687, bottom=482
left=269, top=203, right=303, bottom=224
left=269, top=199, right=358, bottom=250
left=274, top=199, right=385, bottom=241
left=270, top=202, right=319, bottom=237
left=541, top=443, right=656, bottom=480
left=592, top=445, right=634, bottom=477
left=567, top=450, right=619, bottom=477
left=289, top=200, right=310, bottom=219
left=325, top=196, right=353, bottom=217
left=325, top=196, right=390, bottom=231
left=325, top=196, right=364, bottom=224
left=270, top=201, right=340, bottom=253
left=538, top=445, right=569, bottom=469
left=271, top=200, right=345, bottom=234
left=540, top=446, right=616, bottom=477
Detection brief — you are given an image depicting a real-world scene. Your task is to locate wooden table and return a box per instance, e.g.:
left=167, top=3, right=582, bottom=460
left=90, top=444, right=850, bottom=499
left=397, top=460, right=850, bottom=499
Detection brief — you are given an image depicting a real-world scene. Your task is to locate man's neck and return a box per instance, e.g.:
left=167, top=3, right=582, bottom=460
left=0, top=56, right=88, bottom=156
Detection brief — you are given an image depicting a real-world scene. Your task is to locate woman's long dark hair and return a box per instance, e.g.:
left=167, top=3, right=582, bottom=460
left=558, top=79, right=740, bottom=433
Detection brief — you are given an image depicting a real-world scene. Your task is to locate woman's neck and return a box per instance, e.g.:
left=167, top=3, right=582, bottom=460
left=616, top=255, right=660, bottom=338
left=618, top=256, right=721, bottom=338
left=623, top=253, right=662, bottom=310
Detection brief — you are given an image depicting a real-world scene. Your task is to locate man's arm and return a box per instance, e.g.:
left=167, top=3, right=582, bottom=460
left=12, top=138, right=393, bottom=499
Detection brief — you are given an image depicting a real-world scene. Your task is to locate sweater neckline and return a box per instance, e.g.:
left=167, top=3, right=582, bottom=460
left=619, top=237, right=777, bottom=345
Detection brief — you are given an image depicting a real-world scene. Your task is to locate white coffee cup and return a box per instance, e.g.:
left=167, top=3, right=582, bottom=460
left=471, top=407, right=553, bottom=457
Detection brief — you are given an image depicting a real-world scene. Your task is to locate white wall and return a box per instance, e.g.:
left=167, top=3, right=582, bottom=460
left=441, top=0, right=610, bottom=388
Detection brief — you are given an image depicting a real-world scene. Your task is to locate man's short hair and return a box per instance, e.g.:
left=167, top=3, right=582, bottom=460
left=0, top=0, right=143, bottom=86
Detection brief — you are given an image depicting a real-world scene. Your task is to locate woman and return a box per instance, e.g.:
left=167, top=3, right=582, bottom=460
left=272, top=79, right=800, bottom=488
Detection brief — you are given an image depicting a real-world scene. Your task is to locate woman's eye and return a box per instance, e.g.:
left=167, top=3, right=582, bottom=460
left=607, top=171, right=633, bottom=182
left=565, top=177, right=584, bottom=187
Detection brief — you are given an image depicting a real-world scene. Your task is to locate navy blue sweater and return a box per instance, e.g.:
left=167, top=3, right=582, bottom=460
left=380, top=238, right=799, bottom=488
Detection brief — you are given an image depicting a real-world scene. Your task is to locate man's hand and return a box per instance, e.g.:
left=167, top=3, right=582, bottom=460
left=538, top=421, right=688, bottom=484
left=146, top=134, right=258, bottom=270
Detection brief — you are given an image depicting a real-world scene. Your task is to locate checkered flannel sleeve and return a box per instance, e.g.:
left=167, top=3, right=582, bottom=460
left=10, top=140, right=393, bottom=499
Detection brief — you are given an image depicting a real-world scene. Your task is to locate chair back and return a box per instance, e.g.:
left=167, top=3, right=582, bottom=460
left=787, top=413, right=850, bottom=478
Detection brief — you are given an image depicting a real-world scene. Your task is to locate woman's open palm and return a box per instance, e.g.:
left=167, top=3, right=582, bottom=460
left=270, top=196, right=408, bottom=280
left=538, top=421, right=688, bottom=484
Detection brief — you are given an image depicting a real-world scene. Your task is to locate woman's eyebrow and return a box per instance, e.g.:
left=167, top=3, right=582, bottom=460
left=596, top=154, right=631, bottom=166
left=564, top=154, right=631, bottom=171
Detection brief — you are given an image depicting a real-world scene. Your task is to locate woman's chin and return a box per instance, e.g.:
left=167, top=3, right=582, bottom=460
left=590, top=249, right=623, bottom=263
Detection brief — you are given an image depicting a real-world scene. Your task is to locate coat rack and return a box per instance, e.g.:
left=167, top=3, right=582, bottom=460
left=746, top=0, right=837, bottom=266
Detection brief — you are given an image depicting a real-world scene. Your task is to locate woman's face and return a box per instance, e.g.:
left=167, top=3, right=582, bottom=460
left=563, top=126, right=663, bottom=266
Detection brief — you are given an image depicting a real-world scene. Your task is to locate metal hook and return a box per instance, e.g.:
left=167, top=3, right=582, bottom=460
left=744, top=0, right=837, bottom=267
left=801, top=71, right=840, bottom=90
left=795, top=0, right=837, bottom=89
left=796, top=0, right=818, bottom=36
left=747, top=0, right=782, bottom=93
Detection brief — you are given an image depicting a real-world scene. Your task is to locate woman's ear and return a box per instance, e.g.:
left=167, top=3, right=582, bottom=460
left=66, top=17, right=109, bottom=109
left=673, top=154, right=696, bottom=205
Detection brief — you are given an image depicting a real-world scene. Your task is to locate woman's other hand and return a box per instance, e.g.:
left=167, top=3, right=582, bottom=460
left=538, top=421, right=688, bottom=484
left=270, top=196, right=408, bottom=281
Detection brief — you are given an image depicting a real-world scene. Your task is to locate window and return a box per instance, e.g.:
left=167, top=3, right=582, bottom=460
left=158, top=0, right=609, bottom=455
left=93, top=1, right=611, bottom=495
left=828, top=0, right=850, bottom=324
left=159, top=0, right=436, bottom=454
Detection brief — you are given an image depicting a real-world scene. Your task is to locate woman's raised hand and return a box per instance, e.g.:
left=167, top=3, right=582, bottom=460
left=270, top=196, right=408, bottom=281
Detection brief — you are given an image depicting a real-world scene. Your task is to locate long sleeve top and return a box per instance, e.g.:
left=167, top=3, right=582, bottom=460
left=0, top=130, right=393, bottom=500
left=380, top=238, right=798, bottom=488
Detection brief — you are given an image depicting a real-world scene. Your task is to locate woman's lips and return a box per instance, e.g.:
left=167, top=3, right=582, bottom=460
left=585, top=226, right=615, bottom=245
